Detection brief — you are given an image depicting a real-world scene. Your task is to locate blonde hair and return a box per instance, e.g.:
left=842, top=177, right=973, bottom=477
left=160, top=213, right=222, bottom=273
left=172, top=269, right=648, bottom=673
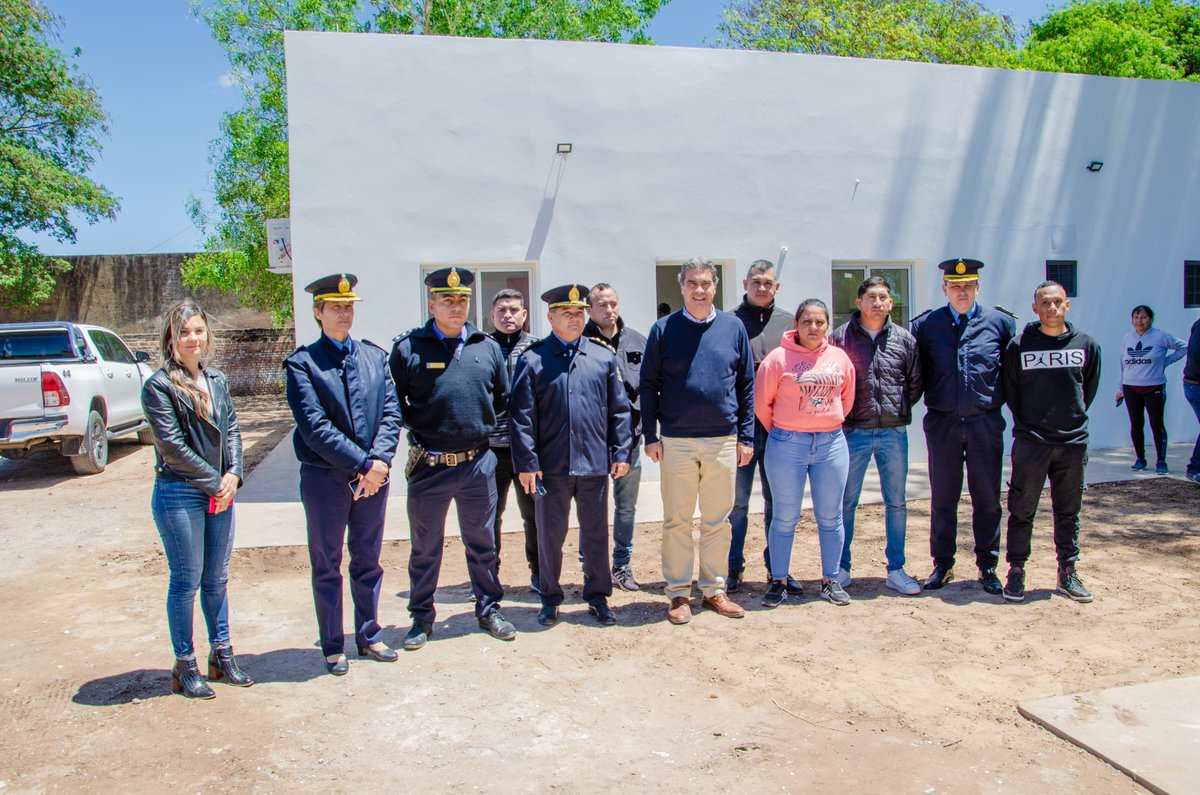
left=160, top=299, right=214, bottom=418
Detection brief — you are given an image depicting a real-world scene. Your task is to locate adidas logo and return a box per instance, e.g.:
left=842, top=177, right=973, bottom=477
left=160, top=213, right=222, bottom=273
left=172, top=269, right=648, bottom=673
left=1125, top=341, right=1152, bottom=365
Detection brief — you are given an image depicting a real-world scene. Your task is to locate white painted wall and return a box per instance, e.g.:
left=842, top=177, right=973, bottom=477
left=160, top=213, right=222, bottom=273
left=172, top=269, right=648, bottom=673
left=284, top=31, right=1200, bottom=457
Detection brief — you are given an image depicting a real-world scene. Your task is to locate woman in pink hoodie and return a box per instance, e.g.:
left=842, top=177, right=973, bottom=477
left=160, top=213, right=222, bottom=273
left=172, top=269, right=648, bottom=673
left=755, top=299, right=856, bottom=607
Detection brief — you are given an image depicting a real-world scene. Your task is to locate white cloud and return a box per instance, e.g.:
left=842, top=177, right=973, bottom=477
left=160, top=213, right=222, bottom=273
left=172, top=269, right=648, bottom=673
left=217, top=71, right=237, bottom=89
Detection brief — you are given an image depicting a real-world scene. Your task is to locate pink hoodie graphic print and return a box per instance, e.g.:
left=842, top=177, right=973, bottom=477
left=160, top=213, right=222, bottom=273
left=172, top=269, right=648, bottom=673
left=755, top=330, right=855, bottom=434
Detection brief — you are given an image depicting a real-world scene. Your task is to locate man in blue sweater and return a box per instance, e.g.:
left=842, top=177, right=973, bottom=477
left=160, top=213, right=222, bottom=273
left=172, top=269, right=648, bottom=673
left=641, top=258, right=755, bottom=625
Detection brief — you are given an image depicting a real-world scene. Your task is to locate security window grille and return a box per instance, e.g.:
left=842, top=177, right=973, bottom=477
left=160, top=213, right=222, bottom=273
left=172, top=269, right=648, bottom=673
left=1045, top=260, right=1078, bottom=297
left=1186, top=261, right=1200, bottom=308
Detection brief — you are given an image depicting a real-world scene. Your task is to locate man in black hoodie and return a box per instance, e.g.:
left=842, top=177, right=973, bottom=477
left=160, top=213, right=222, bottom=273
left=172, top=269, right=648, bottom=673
left=728, top=259, right=798, bottom=594
left=1001, top=281, right=1101, bottom=604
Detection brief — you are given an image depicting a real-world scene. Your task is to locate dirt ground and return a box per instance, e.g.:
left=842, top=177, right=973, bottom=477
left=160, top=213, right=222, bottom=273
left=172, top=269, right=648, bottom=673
left=1, top=396, right=1197, bottom=793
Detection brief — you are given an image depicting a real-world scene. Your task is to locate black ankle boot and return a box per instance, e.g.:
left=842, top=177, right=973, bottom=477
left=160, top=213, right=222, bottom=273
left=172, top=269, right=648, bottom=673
left=171, top=658, right=215, bottom=699
left=207, top=645, right=254, bottom=687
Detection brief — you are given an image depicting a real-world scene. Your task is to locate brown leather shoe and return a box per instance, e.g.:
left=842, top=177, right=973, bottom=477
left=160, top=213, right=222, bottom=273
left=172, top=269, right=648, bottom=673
left=702, top=593, right=745, bottom=619
left=667, top=596, right=692, bottom=625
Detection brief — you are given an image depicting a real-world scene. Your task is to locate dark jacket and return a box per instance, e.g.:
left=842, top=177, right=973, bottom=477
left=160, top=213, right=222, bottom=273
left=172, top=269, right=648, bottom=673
left=1003, top=321, right=1101, bottom=445
left=828, top=312, right=922, bottom=428
left=285, top=335, right=403, bottom=476
left=509, top=335, right=633, bottom=477
left=584, top=317, right=646, bottom=444
left=732, top=296, right=794, bottom=370
left=1185, top=317, right=1200, bottom=384
left=141, top=366, right=243, bottom=497
left=488, top=329, right=537, bottom=448
left=389, top=320, right=508, bottom=452
left=911, top=304, right=1016, bottom=417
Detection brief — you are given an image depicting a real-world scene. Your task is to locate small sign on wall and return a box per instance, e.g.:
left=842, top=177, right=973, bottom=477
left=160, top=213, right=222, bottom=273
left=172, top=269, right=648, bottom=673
left=266, top=218, right=292, bottom=273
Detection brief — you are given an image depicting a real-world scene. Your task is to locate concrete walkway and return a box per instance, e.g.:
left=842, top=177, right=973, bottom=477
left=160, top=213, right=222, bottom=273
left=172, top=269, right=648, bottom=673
left=233, top=434, right=1198, bottom=548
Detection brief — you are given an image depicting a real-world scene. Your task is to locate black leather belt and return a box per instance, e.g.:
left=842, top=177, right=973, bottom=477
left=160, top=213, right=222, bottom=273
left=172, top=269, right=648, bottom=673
left=424, top=446, right=488, bottom=467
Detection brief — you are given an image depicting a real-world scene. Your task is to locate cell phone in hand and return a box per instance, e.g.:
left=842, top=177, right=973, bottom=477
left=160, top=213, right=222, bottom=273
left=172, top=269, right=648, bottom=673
left=530, top=477, right=547, bottom=502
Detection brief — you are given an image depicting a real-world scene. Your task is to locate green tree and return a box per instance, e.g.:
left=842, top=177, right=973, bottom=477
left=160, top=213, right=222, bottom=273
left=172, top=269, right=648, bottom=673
left=1020, top=0, right=1200, bottom=80
left=718, top=0, right=1017, bottom=66
left=187, top=0, right=668, bottom=323
left=0, top=0, right=118, bottom=308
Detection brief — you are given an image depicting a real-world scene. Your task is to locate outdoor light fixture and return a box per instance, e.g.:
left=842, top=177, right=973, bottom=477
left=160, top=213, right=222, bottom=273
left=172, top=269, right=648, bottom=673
left=1086, top=161, right=1104, bottom=172
left=557, top=143, right=572, bottom=155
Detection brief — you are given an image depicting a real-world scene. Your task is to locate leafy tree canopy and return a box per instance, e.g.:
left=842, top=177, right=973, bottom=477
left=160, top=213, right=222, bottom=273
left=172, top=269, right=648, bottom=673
left=718, top=0, right=1017, bottom=67
left=1020, top=0, right=1200, bottom=80
left=0, top=0, right=118, bottom=307
left=187, top=0, right=668, bottom=324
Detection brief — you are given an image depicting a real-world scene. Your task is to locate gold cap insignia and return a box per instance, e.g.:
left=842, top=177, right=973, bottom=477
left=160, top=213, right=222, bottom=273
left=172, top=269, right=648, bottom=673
left=955, top=261, right=966, bottom=275
left=447, top=268, right=461, bottom=288
left=568, top=285, right=580, bottom=302
left=338, top=276, right=350, bottom=294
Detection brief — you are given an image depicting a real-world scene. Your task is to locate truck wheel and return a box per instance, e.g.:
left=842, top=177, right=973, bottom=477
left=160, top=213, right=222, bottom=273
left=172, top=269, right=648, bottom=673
left=136, top=427, right=155, bottom=445
left=69, top=411, right=109, bottom=475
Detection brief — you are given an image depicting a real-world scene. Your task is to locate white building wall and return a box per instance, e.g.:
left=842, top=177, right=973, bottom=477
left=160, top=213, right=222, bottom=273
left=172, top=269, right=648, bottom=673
left=284, top=31, right=1200, bottom=455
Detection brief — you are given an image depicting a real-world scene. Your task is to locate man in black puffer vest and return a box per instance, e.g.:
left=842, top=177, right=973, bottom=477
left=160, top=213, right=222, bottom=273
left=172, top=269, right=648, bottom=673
left=829, top=275, right=923, bottom=596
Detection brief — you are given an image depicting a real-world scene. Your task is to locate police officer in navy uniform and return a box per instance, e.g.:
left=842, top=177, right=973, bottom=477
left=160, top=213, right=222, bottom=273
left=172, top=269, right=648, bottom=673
left=389, top=266, right=515, bottom=650
left=509, top=284, right=633, bottom=627
left=910, top=258, right=1017, bottom=596
left=284, top=273, right=403, bottom=676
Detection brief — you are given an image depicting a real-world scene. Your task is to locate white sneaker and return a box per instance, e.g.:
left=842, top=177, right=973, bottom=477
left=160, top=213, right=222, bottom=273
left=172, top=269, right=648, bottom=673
left=886, top=569, right=922, bottom=595
left=833, top=569, right=852, bottom=588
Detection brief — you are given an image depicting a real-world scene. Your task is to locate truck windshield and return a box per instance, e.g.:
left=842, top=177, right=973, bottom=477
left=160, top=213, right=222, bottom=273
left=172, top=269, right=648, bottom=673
left=0, top=331, right=75, bottom=360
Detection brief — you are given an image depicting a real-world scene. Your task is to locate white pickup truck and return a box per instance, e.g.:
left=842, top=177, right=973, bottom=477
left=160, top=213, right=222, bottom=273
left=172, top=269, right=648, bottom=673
left=0, top=322, right=156, bottom=474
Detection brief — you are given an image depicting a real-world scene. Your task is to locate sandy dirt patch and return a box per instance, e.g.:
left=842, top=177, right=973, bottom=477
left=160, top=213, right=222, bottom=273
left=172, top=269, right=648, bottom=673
left=1, top=397, right=1196, bottom=792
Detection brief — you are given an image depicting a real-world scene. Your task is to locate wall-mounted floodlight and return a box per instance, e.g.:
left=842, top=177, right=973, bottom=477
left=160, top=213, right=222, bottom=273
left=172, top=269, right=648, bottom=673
left=557, top=143, right=573, bottom=155
left=1086, top=161, right=1104, bottom=172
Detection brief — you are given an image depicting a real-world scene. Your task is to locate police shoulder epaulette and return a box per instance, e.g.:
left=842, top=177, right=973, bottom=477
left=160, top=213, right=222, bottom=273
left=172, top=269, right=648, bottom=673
left=909, top=309, right=933, bottom=325
left=586, top=335, right=616, bottom=354
left=391, top=327, right=419, bottom=344
left=517, top=335, right=542, bottom=351
left=359, top=338, right=386, bottom=352
left=993, top=305, right=1019, bottom=319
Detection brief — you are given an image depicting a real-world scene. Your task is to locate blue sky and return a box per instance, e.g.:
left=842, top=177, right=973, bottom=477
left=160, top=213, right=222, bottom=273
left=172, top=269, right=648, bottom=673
left=32, top=0, right=1052, bottom=256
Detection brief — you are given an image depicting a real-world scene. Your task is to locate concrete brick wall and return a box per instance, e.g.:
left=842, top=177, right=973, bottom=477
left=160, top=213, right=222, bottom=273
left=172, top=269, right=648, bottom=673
left=123, top=329, right=294, bottom=397
left=0, top=253, right=279, bottom=335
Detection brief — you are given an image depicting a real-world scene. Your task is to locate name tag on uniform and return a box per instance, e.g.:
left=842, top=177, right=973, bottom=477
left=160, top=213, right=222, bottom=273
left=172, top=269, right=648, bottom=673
left=426, top=362, right=446, bottom=369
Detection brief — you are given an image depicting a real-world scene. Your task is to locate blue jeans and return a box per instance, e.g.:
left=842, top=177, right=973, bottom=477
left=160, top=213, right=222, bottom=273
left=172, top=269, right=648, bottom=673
left=840, top=427, right=909, bottom=573
left=151, top=479, right=235, bottom=660
left=763, top=428, right=849, bottom=580
left=611, top=447, right=641, bottom=568
left=728, top=420, right=773, bottom=572
left=1185, top=382, right=1200, bottom=476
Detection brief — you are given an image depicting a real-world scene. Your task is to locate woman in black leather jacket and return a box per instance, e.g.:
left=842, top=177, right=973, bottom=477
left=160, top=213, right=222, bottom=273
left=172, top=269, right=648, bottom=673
left=140, top=299, right=252, bottom=699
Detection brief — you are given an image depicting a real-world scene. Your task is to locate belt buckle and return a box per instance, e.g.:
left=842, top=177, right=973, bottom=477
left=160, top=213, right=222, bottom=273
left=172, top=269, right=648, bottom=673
left=444, top=452, right=459, bottom=467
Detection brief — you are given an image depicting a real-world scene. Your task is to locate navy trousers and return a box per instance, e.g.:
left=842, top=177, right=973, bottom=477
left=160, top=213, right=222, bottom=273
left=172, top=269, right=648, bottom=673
left=300, top=465, right=388, bottom=657
left=406, top=451, right=504, bottom=623
left=923, top=409, right=1004, bottom=570
left=536, top=475, right=612, bottom=608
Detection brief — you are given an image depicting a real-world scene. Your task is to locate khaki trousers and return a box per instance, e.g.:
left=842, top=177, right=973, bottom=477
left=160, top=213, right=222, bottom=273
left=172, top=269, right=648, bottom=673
left=659, top=435, right=737, bottom=598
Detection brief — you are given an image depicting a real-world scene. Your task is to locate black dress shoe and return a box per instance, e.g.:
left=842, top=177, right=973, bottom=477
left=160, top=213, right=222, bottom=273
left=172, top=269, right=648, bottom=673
left=923, top=567, right=955, bottom=590
left=979, top=567, right=1003, bottom=595
left=785, top=575, right=805, bottom=596
left=325, top=655, right=349, bottom=676
left=403, top=621, right=433, bottom=651
left=479, top=609, right=517, bottom=641
left=537, top=604, right=559, bottom=626
left=357, top=642, right=399, bottom=662
left=588, top=600, right=617, bottom=626
left=726, top=567, right=744, bottom=593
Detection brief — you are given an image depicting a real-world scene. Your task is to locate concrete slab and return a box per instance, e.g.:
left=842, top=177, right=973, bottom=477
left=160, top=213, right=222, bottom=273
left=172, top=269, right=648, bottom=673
left=1018, top=676, right=1200, bottom=795
left=233, top=432, right=1199, bottom=549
